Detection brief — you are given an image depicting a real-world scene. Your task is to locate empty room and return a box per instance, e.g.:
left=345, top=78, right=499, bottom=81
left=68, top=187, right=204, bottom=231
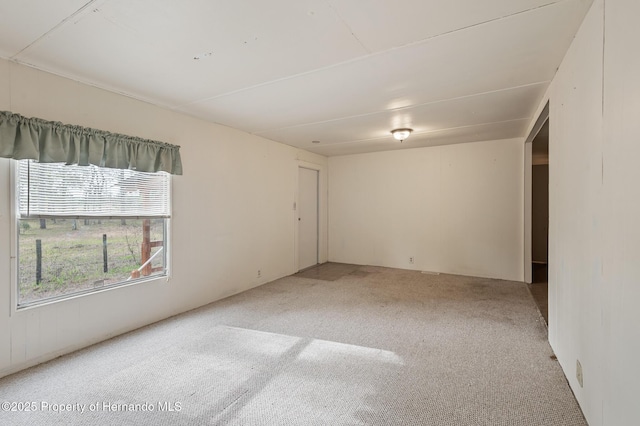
left=0, top=0, right=638, bottom=425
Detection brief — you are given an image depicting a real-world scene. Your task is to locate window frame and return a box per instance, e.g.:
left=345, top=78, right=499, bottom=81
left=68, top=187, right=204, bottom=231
left=11, top=161, right=172, bottom=311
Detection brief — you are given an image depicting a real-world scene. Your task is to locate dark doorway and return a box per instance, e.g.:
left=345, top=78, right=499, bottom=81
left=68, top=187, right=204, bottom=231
left=530, top=119, right=549, bottom=323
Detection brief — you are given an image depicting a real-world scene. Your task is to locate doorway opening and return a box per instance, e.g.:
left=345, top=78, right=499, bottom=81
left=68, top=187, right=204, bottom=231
left=530, top=118, right=549, bottom=323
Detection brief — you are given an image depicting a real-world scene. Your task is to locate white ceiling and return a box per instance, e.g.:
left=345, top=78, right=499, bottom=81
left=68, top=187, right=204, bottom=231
left=0, top=0, right=593, bottom=156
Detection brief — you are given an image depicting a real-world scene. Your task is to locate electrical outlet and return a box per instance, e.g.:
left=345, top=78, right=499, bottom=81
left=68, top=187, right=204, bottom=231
left=257, top=270, right=262, bottom=278
left=576, top=359, right=583, bottom=387
left=409, top=257, right=414, bottom=264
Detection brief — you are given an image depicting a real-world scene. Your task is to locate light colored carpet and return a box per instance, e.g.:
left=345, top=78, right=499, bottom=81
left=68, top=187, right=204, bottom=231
left=0, top=264, right=585, bottom=425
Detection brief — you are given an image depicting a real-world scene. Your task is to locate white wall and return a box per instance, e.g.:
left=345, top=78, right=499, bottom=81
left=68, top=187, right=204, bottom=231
left=328, top=139, right=524, bottom=281
left=545, top=2, right=604, bottom=423
left=601, top=0, right=640, bottom=422
left=0, top=59, right=327, bottom=377
left=529, top=0, right=640, bottom=424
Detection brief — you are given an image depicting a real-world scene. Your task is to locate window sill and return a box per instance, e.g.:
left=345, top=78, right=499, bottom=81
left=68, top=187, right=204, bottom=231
left=14, top=274, right=170, bottom=312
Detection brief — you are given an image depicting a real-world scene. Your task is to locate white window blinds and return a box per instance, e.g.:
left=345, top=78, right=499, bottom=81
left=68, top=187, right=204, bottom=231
left=18, top=160, right=171, bottom=218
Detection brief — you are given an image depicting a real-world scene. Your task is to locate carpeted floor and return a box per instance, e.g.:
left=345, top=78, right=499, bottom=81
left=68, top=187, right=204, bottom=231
left=0, top=263, right=584, bottom=425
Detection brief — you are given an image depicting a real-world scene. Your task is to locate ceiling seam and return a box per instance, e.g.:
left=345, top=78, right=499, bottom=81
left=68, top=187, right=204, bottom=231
left=177, top=0, right=566, bottom=108
left=385, top=0, right=565, bottom=52
left=252, top=81, right=551, bottom=135
left=306, top=117, right=533, bottom=146
left=10, top=0, right=103, bottom=59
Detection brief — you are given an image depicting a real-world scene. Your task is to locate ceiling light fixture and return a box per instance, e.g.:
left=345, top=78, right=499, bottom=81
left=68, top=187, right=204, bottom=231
left=391, top=128, right=413, bottom=142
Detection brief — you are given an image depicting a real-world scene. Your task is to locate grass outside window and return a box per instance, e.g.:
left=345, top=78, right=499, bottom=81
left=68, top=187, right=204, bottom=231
left=18, top=218, right=166, bottom=306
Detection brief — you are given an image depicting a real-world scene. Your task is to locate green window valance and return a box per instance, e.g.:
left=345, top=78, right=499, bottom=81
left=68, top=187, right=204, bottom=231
left=0, top=111, right=182, bottom=175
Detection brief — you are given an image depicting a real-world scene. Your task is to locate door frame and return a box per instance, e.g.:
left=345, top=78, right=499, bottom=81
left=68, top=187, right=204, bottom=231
left=297, top=166, right=319, bottom=271
left=524, top=101, right=549, bottom=283
left=294, top=161, right=327, bottom=272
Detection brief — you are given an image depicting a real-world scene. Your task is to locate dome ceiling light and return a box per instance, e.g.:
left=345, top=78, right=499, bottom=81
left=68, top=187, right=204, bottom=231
left=391, top=128, right=413, bottom=142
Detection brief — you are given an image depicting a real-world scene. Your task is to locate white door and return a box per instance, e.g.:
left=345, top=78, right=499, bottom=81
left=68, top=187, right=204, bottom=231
left=298, top=167, right=319, bottom=271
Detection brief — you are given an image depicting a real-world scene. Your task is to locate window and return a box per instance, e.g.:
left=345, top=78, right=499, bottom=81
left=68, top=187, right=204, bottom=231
left=2, top=111, right=181, bottom=307
left=16, top=160, right=171, bottom=307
